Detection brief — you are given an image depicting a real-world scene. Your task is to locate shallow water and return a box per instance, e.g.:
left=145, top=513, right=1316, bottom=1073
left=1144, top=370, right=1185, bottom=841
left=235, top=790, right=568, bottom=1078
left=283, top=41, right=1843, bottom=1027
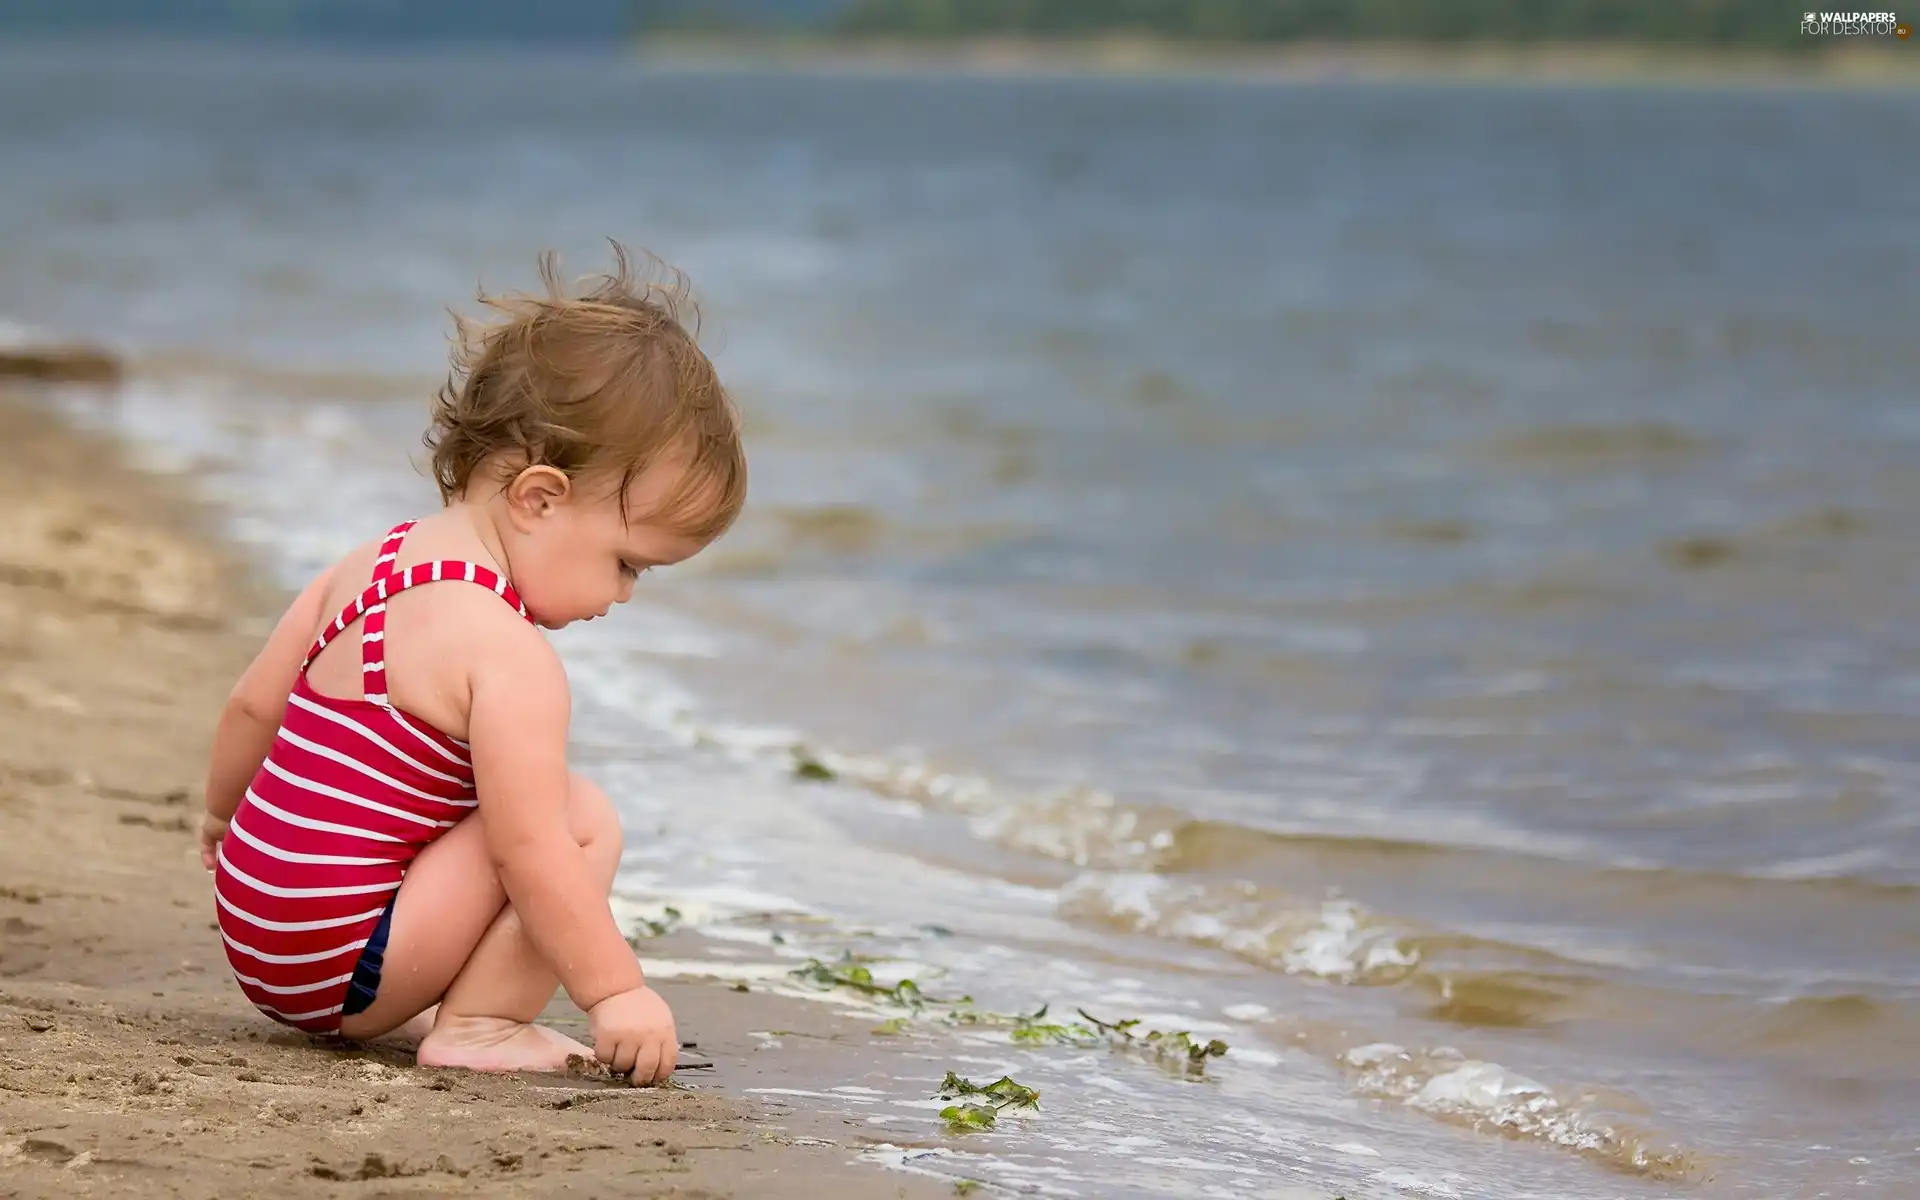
left=3, top=42, right=1918, bottom=1197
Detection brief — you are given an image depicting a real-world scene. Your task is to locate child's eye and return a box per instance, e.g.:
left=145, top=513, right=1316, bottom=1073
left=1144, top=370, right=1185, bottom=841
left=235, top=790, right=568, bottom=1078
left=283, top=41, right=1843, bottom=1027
left=620, top=560, right=646, bottom=580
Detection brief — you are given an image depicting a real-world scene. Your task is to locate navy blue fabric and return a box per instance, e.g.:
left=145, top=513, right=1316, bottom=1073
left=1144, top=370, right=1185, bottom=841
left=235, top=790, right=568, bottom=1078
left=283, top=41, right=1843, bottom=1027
left=341, top=898, right=396, bottom=1017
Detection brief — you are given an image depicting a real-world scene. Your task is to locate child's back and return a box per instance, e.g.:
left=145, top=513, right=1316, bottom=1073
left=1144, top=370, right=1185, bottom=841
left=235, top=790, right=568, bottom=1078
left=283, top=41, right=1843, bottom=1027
left=215, top=520, right=528, bottom=1027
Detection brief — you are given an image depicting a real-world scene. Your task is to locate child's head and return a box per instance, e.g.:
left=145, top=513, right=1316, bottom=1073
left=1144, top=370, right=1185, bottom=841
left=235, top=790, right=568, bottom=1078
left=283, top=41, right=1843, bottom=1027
left=425, top=243, right=745, bottom=628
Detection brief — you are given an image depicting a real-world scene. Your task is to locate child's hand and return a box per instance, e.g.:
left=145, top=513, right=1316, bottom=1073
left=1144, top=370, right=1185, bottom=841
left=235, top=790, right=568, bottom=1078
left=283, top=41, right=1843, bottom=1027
left=198, top=813, right=230, bottom=872
left=588, top=986, right=679, bottom=1085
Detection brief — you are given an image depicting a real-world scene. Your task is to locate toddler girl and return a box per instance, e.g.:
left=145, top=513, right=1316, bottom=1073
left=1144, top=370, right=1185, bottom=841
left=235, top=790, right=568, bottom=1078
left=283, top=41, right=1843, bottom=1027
left=197, top=246, right=744, bottom=1085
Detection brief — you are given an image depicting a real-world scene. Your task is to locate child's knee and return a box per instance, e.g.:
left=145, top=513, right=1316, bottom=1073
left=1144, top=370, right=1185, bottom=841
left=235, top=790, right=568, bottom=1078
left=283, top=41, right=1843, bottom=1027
left=566, top=772, right=623, bottom=856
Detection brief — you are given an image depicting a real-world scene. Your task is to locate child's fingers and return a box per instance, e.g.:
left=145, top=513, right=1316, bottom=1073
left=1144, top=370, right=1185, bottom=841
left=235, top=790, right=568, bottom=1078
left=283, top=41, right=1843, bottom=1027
left=630, top=1041, right=663, bottom=1087
left=598, top=1034, right=638, bottom=1077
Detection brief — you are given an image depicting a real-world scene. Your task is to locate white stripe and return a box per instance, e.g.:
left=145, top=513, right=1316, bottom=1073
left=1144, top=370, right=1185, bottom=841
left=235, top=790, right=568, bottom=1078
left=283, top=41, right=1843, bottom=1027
left=389, top=709, right=471, bottom=767
left=220, top=854, right=402, bottom=901
left=377, top=578, right=388, bottom=601
left=221, top=928, right=369, bottom=966
left=375, top=552, right=397, bottom=565
left=244, top=785, right=409, bottom=843
left=216, top=888, right=388, bottom=933
left=465, top=562, right=476, bottom=583
left=365, top=692, right=390, bottom=706
left=363, top=630, right=385, bottom=643
left=492, top=574, right=507, bottom=596
left=432, top=561, right=442, bottom=582
left=363, top=661, right=386, bottom=673
left=259, top=761, right=454, bottom=831
left=234, top=969, right=356, bottom=997
left=256, top=1001, right=344, bottom=1024
left=276, top=725, right=471, bottom=805
left=284, top=691, right=464, bottom=785
left=228, top=816, right=391, bottom=867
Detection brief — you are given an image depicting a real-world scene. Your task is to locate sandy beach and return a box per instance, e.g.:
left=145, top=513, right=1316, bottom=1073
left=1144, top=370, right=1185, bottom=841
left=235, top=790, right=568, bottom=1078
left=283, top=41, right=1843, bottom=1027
left=0, top=383, right=946, bottom=1199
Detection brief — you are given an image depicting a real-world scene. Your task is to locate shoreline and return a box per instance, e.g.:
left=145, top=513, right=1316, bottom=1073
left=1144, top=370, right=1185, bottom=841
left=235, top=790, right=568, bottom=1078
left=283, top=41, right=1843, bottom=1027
left=0, top=377, right=945, bottom=1198
left=633, top=33, right=1920, bottom=87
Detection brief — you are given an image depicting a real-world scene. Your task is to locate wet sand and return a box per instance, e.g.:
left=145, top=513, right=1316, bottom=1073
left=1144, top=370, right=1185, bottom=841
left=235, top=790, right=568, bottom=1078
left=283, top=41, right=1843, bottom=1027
left=0, top=387, right=943, bottom=1199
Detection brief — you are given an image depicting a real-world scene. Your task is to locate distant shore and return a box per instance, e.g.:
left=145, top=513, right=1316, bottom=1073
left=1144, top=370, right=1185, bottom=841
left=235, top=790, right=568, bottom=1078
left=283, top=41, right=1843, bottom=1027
left=635, top=33, right=1917, bottom=86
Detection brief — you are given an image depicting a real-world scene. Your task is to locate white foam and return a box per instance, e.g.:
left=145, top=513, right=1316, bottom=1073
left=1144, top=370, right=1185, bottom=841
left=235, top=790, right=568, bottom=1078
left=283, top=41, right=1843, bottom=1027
left=1372, top=1170, right=1461, bottom=1197
left=630, top=959, right=793, bottom=983
left=1059, top=873, right=1420, bottom=985
left=1337, top=1040, right=1694, bottom=1179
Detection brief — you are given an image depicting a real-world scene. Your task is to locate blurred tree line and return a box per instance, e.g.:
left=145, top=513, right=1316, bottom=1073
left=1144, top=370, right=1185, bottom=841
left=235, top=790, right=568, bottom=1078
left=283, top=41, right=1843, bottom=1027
left=0, top=0, right=633, bottom=41
left=640, top=0, right=1819, bottom=49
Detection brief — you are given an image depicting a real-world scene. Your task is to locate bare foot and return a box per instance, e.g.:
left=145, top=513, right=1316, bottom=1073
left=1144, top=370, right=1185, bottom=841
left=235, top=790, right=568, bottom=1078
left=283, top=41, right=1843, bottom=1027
left=415, top=1014, right=595, bottom=1073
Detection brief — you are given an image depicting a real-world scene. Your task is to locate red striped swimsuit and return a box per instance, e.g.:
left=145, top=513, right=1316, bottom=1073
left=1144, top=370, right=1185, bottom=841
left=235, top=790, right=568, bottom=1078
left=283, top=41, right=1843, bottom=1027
left=213, top=521, right=532, bottom=1034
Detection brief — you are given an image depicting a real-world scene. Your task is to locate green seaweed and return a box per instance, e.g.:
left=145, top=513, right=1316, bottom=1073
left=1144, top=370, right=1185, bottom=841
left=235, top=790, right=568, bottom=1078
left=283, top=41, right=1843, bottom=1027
left=788, top=954, right=960, bottom=1009
left=937, top=1071, right=1040, bottom=1108
left=935, top=1072, right=1040, bottom=1133
left=946, top=1002, right=1102, bottom=1047
left=1009, top=1004, right=1103, bottom=1047
left=939, top=1102, right=1000, bottom=1132
left=791, top=746, right=836, bottom=781
left=625, top=906, right=683, bottom=944
left=1078, top=1008, right=1228, bottom=1074
left=785, top=955, right=1228, bottom=1076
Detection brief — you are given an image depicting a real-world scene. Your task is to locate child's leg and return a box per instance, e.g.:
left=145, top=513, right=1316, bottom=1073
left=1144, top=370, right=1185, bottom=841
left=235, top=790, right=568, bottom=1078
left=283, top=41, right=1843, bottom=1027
left=336, top=772, right=624, bottom=1072
left=416, top=776, right=625, bottom=1070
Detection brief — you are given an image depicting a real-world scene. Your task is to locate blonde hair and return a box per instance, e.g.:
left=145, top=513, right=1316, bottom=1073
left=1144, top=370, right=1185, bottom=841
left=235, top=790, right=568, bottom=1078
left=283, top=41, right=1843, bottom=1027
left=424, top=242, right=746, bottom=541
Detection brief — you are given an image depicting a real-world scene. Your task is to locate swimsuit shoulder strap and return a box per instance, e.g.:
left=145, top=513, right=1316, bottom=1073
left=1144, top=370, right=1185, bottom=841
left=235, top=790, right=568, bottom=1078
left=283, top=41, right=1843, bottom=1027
left=298, top=522, right=532, bottom=707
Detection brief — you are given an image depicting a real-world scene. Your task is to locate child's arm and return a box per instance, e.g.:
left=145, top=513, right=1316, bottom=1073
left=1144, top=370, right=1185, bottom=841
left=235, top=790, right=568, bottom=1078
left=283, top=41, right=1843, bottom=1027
left=465, top=619, right=660, bottom=1061
left=200, top=565, right=336, bottom=867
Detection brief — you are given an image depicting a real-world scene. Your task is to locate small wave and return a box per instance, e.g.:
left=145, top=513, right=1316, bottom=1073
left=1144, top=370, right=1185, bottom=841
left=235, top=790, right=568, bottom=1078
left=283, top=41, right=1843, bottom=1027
left=768, top=743, right=1194, bottom=871
left=631, top=708, right=1920, bottom=913
left=963, top=789, right=1191, bottom=871
left=767, top=504, right=887, bottom=554
left=1660, top=503, right=1885, bottom=574
left=1484, top=421, right=1712, bottom=469
left=605, top=703, right=1215, bottom=872
left=1059, top=873, right=1419, bottom=985
left=1058, top=874, right=1621, bottom=1030
left=1378, top=519, right=1477, bottom=545
left=683, top=506, right=1025, bottom=579
left=135, top=348, right=436, bottom=403
left=1405, top=965, right=1600, bottom=1030
left=1336, top=1042, right=1698, bottom=1181
left=1700, top=992, right=1920, bottom=1084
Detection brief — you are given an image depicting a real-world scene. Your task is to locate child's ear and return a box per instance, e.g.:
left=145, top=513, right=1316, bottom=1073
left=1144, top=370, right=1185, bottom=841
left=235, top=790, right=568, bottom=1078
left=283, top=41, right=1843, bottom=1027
left=504, top=465, right=573, bottom=526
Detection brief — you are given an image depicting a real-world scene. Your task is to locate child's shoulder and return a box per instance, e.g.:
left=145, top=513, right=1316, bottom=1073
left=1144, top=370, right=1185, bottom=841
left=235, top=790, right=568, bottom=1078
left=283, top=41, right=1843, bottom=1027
left=306, top=516, right=536, bottom=634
